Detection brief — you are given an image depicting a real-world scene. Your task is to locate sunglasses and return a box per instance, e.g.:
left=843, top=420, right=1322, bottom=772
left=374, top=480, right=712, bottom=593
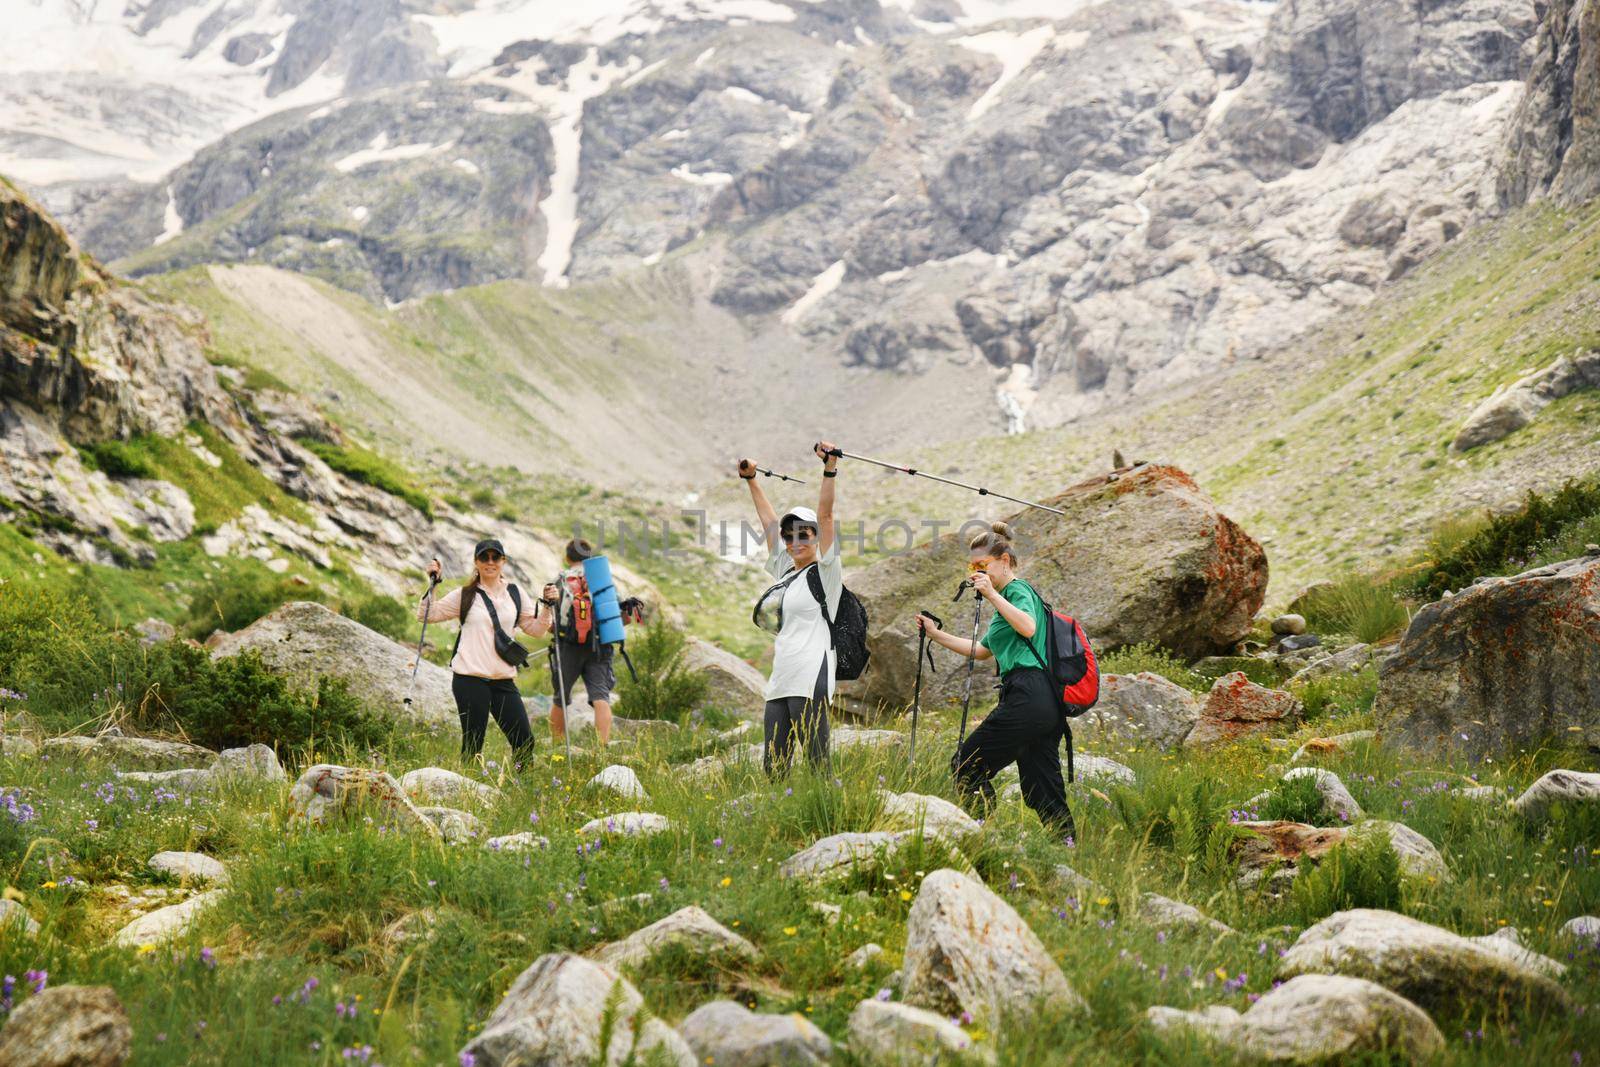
left=476, top=552, right=505, bottom=563
left=968, top=557, right=994, bottom=573
left=780, top=528, right=817, bottom=544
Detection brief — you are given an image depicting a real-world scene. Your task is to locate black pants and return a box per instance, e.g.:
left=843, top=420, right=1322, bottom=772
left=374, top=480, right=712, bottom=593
left=951, top=667, right=1075, bottom=838
left=452, top=674, right=534, bottom=761
left=763, top=658, right=831, bottom=776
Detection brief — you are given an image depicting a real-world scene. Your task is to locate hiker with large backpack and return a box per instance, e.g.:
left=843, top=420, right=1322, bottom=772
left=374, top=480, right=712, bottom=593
left=542, top=539, right=643, bottom=747
left=421, top=539, right=549, bottom=762
left=743, top=440, right=855, bottom=776
left=916, top=523, right=1093, bottom=843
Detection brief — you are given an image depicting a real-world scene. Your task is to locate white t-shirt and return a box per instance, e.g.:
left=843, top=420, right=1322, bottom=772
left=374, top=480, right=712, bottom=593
left=763, top=540, right=844, bottom=701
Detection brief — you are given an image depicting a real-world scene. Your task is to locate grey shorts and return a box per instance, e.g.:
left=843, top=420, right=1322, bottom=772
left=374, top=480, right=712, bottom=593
left=550, top=641, right=615, bottom=705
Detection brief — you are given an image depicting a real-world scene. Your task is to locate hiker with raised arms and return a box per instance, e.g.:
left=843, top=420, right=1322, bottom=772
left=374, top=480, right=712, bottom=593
left=742, top=441, right=844, bottom=776
left=915, top=523, right=1077, bottom=842
left=421, top=538, right=549, bottom=763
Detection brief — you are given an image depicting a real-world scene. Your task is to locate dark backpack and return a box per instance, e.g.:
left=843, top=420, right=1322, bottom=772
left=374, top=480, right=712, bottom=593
left=452, top=584, right=531, bottom=670
left=1016, top=581, right=1099, bottom=716
left=807, top=566, right=870, bottom=682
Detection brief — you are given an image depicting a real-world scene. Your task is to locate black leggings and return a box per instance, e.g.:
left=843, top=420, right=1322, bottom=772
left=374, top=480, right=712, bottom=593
left=452, top=674, right=534, bottom=761
left=951, top=667, right=1076, bottom=838
left=763, top=657, right=831, bottom=776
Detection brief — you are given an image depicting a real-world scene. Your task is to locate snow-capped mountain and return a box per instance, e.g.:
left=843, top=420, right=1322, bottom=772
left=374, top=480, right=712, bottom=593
left=7, top=0, right=1593, bottom=433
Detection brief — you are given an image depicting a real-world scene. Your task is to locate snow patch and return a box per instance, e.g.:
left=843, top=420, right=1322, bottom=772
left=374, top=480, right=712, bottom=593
left=153, top=185, right=183, bottom=246
left=959, top=25, right=1056, bottom=121
left=694, top=46, right=718, bottom=67
left=453, top=158, right=482, bottom=175
left=781, top=260, right=847, bottom=325
left=333, top=133, right=438, bottom=173
left=722, top=86, right=765, bottom=106
left=671, top=164, right=734, bottom=187
left=996, top=362, right=1036, bottom=435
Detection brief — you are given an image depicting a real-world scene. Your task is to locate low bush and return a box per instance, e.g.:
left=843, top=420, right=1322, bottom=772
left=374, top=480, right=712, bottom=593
left=302, top=440, right=434, bottom=518
left=1295, top=573, right=1412, bottom=644
left=1293, top=664, right=1379, bottom=719
left=185, top=568, right=327, bottom=639
left=342, top=594, right=412, bottom=644
left=1259, top=774, right=1325, bottom=824
left=79, top=439, right=157, bottom=480
left=614, top=620, right=709, bottom=722
left=1411, top=475, right=1600, bottom=597
left=1098, top=642, right=1204, bottom=692
left=1289, top=830, right=1403, bottom=923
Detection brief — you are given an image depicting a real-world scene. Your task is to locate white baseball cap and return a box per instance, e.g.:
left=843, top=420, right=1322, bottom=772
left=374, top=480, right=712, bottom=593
left=780, top=505, right=819, bottom=530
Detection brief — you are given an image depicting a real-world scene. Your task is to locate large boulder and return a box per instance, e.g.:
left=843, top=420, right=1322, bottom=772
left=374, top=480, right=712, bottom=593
left=592, top=906, right=758, bottom=972
left=682, top=637, right=767, bottom=718
left=1185, top=673, right=1301, bottom=747
left=678, top=1001, right=832, bottom=1067
left=0, top=985, right=132, bottom=1067
left=780, top=831, right=925, bottom=882
left=901, top=868, right=1087, bottom=1024
left=1374, top=556, right=1600, bottom=756
left=1075, top=672, right=1200, bottom=750
left=210, top=601, right=453, bottom=723
left=1511, top=768, right=1600, bottom=821
left=113, top=889, right=225, bottom=947
left=1147, top=973, right=1444, bottom=1063
left=459, top=953, right=694, bottom=1067
left=148, top=851, right=227, bottom=884
left=41, top=735, right=215, bottom=771
left=846, top=465, right=1267, bottom=711
left=1278, top=909, right=1571, bottom=1018
left=876, top=790, right=982, bottom=838
left=399, top=766, right=502, bottom=806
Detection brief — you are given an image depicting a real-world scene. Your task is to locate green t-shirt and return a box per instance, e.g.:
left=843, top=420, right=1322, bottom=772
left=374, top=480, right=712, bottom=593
left=980, top=579, right=1047, bottom=676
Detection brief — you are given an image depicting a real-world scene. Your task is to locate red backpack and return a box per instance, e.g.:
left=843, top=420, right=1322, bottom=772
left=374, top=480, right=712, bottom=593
left=1018, top=581, right=1100, bottom=716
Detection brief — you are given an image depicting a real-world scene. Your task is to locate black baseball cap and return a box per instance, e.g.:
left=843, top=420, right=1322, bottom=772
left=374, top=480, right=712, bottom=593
left=473, top=538, right=506, bottom=560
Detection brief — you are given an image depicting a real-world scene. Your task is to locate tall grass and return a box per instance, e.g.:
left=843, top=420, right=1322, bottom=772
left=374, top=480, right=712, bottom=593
left=1295, top=572, right=1413, bottom=644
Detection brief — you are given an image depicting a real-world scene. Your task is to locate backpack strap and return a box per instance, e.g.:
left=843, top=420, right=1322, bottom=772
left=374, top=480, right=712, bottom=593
left=452, top=587, right=518, bottom=662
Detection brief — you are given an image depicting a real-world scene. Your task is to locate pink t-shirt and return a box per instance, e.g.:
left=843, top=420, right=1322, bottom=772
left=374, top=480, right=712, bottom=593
left=419, top=582, right=546, bottom=680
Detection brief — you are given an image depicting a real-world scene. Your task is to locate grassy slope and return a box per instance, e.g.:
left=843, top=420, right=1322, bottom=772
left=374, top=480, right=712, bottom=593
left=1, top=695, right=1596, bottom=1065
left=733, top=200, right=1600, bottom=603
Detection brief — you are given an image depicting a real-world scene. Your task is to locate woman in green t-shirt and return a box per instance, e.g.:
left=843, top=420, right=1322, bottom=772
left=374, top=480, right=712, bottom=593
left=916, top=522, right=1076, bottom=841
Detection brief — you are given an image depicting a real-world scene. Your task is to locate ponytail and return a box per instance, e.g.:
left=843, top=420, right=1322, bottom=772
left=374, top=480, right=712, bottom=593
left=968, top=521, right=1019, bottom=564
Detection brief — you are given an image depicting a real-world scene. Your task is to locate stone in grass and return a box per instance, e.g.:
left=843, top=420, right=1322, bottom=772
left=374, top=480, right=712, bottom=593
left=848, top=998, right=993, bottom=1065
left=418, top=806, right=483, bottom=844
left=382, top=908, right=439, bottom=947
left=832, top=728, right=904, bottom=752
left=113, top=889, right=225, bottom=948
left=0, top=897, right=40, bottom=936
left=1561, top=916, right=1600, bottom=942
left=592, top=906, right=758, bottom=972
left=1185, top=673, right=1301, bottom=748
left=289, top=764, right=439, bottom=837
left=678, top=1000, right=832, bottom=1067
left=777, top=831, right=959, bottom=883
left=1288, top=729, right=1376, bottom=764
left=1510, top=769, right=1600, bottom=822
left=578, top=812, right=670, bottom=837
left=846, top=942, right=884, bottom=969
left=1137, top=894, right=1234, bottom=935
left=1277, top=909, right=1571, bottom=1018
left=213, top=743, right=286, bottom=782
left=1465, top=930, right=1567, bottom=980
left=115, top=768, right=214, bottom=792
left=148, top=851, right=227, bottom=884
left=1076, top=672, right=1201, bottom=751
left=400, top=767, right=502, bottom=806
left=1270, top=614, right=1307, bottom=636
left=1147, top=973, right=1443, bottom=1064
left=484, top=832, right=550, bottom=853
left=901, top=868, right=1088, bottom=1024
left=1248, top=767, right=1363, bottom=824
left=1345, top=821, right=1449, bottom=882
left=42, top=734, right=216, bottom=771
left=811, top=900, right=843, bottom=925
left=588, top=764, right=648, bottom=801
left=458, top=953, right=694, bottom=1067
left=0, top=984, right=133, bottom=1067
left=876, top=790, right=981, bottom=837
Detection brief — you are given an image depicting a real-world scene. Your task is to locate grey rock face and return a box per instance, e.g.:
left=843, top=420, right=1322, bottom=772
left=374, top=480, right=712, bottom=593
left=1511, top=768, right=1600, bottom=821
left=1278, top=908, right=1570, bottom=1017
left=678, top=1000, right=832, bottom=1067
left=1499, top=0, right=1600, bottom=206
left=42, top=735, right=216, bottom=771
left=1451, top=347, right=1600, bottom=450
left=1374, top=556, right=1600, bottom=756
left=0, top=985, right=132, bottom=1067
left=681, top=637, right=767, bottom=718
left=780, top=831, right=912, bottom=882
left=1076, top=672, right=1200, bottom=751
left=876, top=790, right=981, bottom=838
left=1147, top=973, right=1444, bottom=1063
left=213, top=601, right=455, bottom=724
left=289, top=763, right=440, bottom=836
left=901, top=868, right=1087, bottom=1024
left=848, top=998, right=989, bottom=1065
left=400, top=766, right=503, bottom=806
left=149, top=850, right=228, bottom=884
left=458, top=953, right=695, bottom=1067
left=113, top=889, right=225, bottom=947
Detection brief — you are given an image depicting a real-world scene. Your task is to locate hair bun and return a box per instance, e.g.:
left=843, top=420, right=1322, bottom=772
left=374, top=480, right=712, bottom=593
left=990, top=521, right=1014, bottom=540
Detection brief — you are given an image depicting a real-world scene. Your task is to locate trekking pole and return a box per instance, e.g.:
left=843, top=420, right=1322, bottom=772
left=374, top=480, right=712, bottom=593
left=403, top=572, right=442, bottom=707
left=545, top=582, right=576, bottom=770
left=954, top=582, right=984, bottom=751
left=820, top=446, right=1064, bottom=516
left=909, top=611, right=941, bottom=767
left=746, top=464, right=807, bottom=485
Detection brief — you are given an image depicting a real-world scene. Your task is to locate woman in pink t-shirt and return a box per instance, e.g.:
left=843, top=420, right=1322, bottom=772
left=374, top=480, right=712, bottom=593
left=421, top=538, right=550, bottom=762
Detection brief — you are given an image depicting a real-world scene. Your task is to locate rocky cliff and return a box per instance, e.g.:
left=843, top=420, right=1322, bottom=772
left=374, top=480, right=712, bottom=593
left=12, top=0, right=1580, bottom=434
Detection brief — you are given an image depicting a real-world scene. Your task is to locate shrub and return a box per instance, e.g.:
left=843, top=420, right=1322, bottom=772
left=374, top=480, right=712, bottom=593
left=185, top=568, right=327, bottom=638
left=1411, top=476, right=1600, bottom=597
left=1294, top=664, right=1379, bottom=719
left=1289, top=830, right=1402, bottom=924
left=1259, top=774, right=1325, bottom=824
left=1296, top=573, right=1412, bottom=644
left=614, top=620, right=709, bottom=722
left=343, top=594, right=412, bottom=644
left=79, top=439, right=157, bottom=480
left=1099, top=642, right=1204, bottom=692
left=303, top=440, right=434, bottom=518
